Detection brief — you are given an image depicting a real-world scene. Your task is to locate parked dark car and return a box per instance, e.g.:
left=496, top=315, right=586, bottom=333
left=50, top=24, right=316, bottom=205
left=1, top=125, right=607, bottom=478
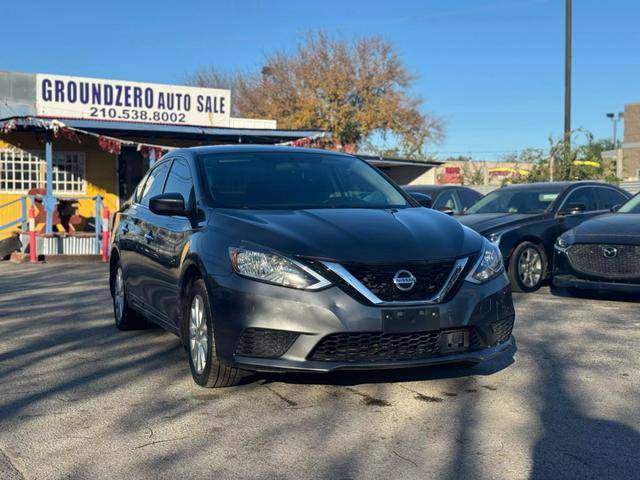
left=553, top=193, right=640, bottom=295
left=457, top=181, right=631, bottom=292
left=402, top=185, right=484, bottom=215
left=109, top=145, right=515, bottom=388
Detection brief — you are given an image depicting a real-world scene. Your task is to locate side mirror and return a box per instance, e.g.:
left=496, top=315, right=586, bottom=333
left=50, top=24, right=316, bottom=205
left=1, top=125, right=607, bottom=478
left=438, top=208, right=455, bottom=216
left=149, top=193, right=188, bottom=217
left=559, top=202, right=586, bottom=216
left=611, top=204, right=622, bottom=212
left=410, top=192, right=433, bottom=209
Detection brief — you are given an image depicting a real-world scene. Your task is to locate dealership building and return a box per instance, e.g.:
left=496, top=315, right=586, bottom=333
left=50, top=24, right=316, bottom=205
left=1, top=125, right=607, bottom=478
left=0, top=71, right=440, bottom=244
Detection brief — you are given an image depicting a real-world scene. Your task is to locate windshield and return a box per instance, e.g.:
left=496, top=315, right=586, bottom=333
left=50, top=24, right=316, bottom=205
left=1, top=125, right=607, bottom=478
left=618, top=194, right=640, bottom=213
left=199, top=152, right=411, bottom=209
left=466, top=187, right=562, bottom=214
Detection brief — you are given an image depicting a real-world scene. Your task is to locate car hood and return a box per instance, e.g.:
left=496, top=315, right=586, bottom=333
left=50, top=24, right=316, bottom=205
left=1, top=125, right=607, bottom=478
left=563, top=213, right=640, bottom=245
left=210, top=207, right=483, bottom=263
left=456, top=212, right=542, bottom=234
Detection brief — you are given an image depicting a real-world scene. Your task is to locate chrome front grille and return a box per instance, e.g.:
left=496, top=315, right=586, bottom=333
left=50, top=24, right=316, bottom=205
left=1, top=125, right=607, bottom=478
left=566, top=244, right=640, bottom=280
left=321, top=257, right=469, bottom=305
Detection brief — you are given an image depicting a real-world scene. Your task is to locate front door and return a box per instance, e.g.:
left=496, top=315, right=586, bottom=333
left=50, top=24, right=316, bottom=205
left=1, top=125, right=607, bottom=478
left=144, top=157, right=195, bottom=329
left=118, top=147, right=148, bottom=205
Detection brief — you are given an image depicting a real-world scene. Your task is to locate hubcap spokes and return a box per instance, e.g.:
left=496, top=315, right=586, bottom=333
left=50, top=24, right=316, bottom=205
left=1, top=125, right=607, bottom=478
left=114, top=268, right=125, bottom=320
left=518, top=248, right=542, bottom=288
left=189, top=294, right=208, bottom=374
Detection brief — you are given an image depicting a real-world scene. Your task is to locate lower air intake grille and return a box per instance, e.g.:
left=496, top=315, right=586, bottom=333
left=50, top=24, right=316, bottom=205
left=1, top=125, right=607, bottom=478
left=490, top=316, right=514, bottom=344
left=234, top=328, right=299, bottom=358
left=567, top=244, right=640, bottom=280
left=308, top=329, right=478, bottom=363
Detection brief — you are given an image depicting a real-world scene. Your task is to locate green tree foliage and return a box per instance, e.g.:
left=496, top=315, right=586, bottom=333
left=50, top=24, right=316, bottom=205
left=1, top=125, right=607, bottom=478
left=458, top=156, right=486, bottom=185
left=509, top=131, right=619, bottom=184
left=187, top=32, right=443, bottom=156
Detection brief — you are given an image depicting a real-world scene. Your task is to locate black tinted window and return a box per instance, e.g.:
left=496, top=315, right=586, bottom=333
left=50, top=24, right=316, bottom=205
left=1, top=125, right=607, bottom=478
left=433, top=190, right=458, bottom=212
left=133, top=172, right=149, bottom=203
left=596, top=188, right=628, bottom=210
left=163, top=159, right=194, bottom=208
left=199, top=152, right=409, bottom=209
left=140, top=162, right=169, bottom=207
left=458, top=189, right=482, bottom=209
left=468, top=187, right=562, bottom=214
left=563, top=187, right=596, bottom=212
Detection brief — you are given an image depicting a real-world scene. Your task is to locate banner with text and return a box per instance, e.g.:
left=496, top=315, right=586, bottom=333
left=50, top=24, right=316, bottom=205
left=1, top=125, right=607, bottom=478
left=35, top=74, right=231, bottom=128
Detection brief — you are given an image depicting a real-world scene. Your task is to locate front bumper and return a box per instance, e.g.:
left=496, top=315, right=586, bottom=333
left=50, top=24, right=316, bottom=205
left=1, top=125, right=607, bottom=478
left=553, top=246, right=640, bottom=294
left=208, top=272, right=515, bottom=373
left=553, top=274, right=640, bottom=294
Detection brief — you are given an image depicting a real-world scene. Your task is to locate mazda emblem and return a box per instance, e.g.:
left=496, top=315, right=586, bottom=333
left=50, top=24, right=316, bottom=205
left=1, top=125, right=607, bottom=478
left=393, top=270, right=417, bottom=291
left=602, top=247, right=618, bottom=259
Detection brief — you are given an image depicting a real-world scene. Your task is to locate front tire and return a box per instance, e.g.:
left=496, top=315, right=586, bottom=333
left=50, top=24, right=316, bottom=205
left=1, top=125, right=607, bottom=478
left=186, top=279, right=245, bottom=388
left=508, top=241, right=546, bottom=292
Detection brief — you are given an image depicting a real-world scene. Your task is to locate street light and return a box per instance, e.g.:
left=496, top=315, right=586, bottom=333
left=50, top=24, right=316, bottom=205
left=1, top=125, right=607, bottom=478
left=606, top=112, right=624, bottom=147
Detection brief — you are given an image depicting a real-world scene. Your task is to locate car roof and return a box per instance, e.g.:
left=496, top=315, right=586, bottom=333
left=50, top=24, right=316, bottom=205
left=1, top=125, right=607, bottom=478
left=402, top=185, right=448, bottom=192
left=402, top=185, right=478, bottom=192
left=171, top=144, right=354, bottom=158
left=498, top=181, right=616, bottom=191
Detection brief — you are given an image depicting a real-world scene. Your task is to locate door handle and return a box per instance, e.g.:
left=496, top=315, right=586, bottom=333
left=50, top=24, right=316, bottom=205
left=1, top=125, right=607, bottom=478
left=144, top=232, right=155, bottom=242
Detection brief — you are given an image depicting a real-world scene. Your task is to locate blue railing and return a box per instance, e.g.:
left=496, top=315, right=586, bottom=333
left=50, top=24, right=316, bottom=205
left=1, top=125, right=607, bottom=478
left=0, top=196, right=32, bottom=232
left=0, top=194, right=106, bottom=255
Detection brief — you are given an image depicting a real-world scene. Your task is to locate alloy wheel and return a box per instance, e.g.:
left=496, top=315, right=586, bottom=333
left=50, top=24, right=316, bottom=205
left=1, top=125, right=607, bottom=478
left=189, top=294, right=208, bottom=375
left=517, top=247, right=542, bottom=288
left=114, top=267, right=125, bottom=321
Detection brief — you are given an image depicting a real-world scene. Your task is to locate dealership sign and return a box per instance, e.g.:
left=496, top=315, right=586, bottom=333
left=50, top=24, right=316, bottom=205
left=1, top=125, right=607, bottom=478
left=35, top=74, right=231, bottom=128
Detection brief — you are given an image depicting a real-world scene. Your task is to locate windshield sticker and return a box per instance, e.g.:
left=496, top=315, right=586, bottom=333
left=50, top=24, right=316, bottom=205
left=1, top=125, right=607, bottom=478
left=539, top=193, right=559, bottom=202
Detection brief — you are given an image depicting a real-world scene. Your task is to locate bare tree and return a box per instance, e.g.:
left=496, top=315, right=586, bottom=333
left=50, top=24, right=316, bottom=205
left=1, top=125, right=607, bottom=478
left=186, top=32, right=443, bottom=157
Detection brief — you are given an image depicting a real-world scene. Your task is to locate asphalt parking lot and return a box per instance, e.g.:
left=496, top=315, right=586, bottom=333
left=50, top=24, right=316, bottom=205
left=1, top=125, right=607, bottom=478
left=0, top=262, right=638, bottom=480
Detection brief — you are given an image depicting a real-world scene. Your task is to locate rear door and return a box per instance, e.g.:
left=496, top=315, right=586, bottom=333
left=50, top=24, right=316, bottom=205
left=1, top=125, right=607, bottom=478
left=117, top=171, right=148, bottom=289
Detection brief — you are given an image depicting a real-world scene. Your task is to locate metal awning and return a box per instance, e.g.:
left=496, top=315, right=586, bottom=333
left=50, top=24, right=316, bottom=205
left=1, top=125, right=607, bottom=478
left=358, top=154, right=442, bottom=168
left=0, top=116, right=326, bottom=144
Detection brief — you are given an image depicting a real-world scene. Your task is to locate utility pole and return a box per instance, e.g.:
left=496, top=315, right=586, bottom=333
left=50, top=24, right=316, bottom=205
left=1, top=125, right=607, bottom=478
left=606, top=112, right=624, bottom=147
left=564, top=0, right=572, bottom=141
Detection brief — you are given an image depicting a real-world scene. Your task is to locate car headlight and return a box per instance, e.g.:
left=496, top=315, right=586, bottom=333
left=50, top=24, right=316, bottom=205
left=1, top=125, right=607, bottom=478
left=467, top=240, right=504, bottom=283
left=229, top=247, right=331, bottom=290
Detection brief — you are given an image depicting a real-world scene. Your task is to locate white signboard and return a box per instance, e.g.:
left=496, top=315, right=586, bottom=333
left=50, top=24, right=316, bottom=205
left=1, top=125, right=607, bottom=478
left=35, top=74, right=231, bottom=128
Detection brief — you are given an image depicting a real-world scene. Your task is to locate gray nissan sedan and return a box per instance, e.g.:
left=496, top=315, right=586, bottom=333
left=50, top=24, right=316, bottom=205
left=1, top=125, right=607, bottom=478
left=109, top=146, right=515, bottom=387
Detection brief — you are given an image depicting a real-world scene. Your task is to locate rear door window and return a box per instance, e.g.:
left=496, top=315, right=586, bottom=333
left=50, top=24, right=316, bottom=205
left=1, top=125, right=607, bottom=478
left=458, top=189, right=482, bottom=210
left=433, top=190, right=459, bottom=212
left=595, top=187, right=628, bottom=210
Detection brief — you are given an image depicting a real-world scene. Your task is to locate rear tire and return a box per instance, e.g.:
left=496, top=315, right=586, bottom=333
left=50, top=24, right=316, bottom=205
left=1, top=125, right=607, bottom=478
left=186, top=279, right=245, bottom=388
left=112, top=263, right=146, bottom=330
left=508, top=241, right=546, bottom=293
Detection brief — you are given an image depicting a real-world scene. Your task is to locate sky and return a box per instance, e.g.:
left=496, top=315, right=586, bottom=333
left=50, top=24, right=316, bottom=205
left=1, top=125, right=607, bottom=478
left=3, top=0, right=639, bottom=160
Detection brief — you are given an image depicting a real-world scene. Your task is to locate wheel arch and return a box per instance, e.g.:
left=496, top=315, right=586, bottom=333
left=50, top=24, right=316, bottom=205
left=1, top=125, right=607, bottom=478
left=505, top=234, right=546, bottom=265
left=177, top=255, right=210, bottom=342
left=108, top=247, right=121, bottom=296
